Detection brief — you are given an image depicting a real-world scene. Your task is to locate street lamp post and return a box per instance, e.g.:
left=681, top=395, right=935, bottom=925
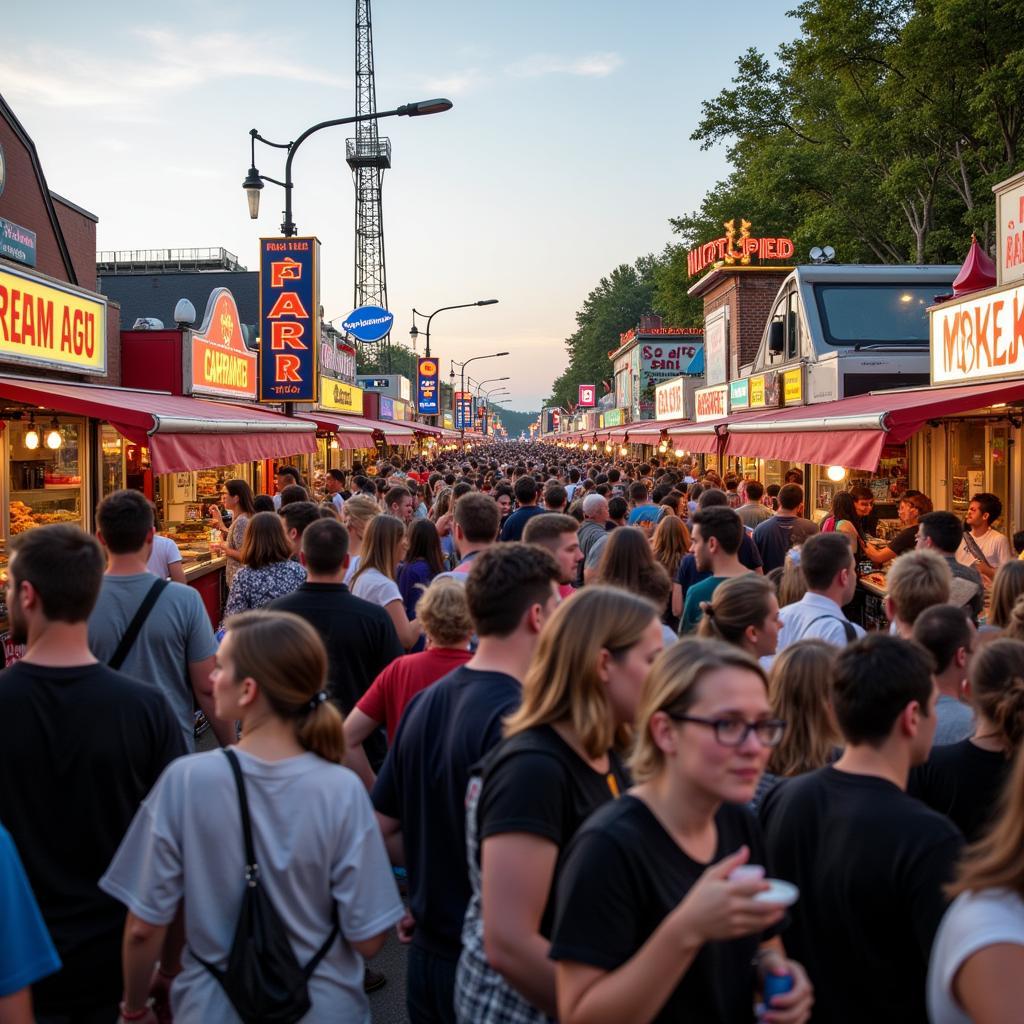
left=409, top=299, right=498, bottom=359
left=450, top=352, right=509, bottom=444
left=243, top=98, right=452, bottom=236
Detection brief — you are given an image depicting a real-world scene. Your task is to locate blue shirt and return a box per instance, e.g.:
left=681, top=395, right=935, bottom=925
left=499, top=505, right=546, bottom=542
left=681, top=575, right=730, bottom=633
left=627, top=504, right=664, bottom=528
left=0, top=823, right=60, bottom=997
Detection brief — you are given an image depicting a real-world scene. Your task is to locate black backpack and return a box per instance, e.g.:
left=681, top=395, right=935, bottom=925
left=192, top=749, right=339, bottom=1024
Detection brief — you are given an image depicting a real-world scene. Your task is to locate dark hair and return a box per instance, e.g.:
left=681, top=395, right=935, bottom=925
left=830, top=491, right=862, bottom=537
left=512, top=476, right=537, bottom=505
left=240, top=511, right=293, bottom=569
left=254, top=494, right=276, bottom=513
left=1013, top=531, right=1024, bottom=556
left=778, top=483, right=804, bottom=511
left=327, top=469, right=346, bottom=483
left=784, top=468, right=804, bottom=485
left=276, top=465, right=303, bottom=486
left=96, top=489, right=155, bottom=554
left=698, top=488, right=728, bottom=509
left=279, top=501, right=320, bottom=539
left=628, top=482, right=648, bottom=504
left=385, top=485, right=412, bottom=510
left=766, top=484, right=781, bottom=498
left=918, top=511, right=964, bottom=555
left=225, top=479, right=256, bottom=516
left=849, top=485, right=873, bottom=502
left=455, top=493, right=501, bottom=543
left=970, top=640, right=1024, bottom=753
left=902, top=491, right=934, bottom=517
left=691, top=506, right=742, bottom=555
left=523, top=513, right=579, bottom=548
left=464, top=543, right=560, bottom=637
left=972, top=492, right=1003, bottom=525
left=405, top=519, right=445, bottom=576
left=745, top=481, right=765, bottom=502
left=279, top=483, right=310, bottom=508
left=452, top=481, right=474, bottom=502
left=595, top=527, right=672, bottom=607
left=832, top=635, right=934, bottom=746
left=543, top=483, right=567, bottom=510
left=301, top=518, right=350, bottom=575
left=10, top=524, right=105, bottom=623
left=800, top=532, right=855, bottom=591
left=912, top=604, right=973, bottom=676
left=608, top=495, right=629, bottom=520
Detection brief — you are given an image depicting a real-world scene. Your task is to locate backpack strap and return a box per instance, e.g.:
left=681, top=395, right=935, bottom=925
left=804, top=613, right=856, bottom=643
left=109, top=578, right=170, bottom=670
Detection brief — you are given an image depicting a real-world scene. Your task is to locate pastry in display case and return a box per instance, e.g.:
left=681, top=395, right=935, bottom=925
left=7, top=417, right=84, bottom=535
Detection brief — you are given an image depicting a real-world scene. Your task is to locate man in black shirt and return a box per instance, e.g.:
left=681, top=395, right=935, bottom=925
left=268, top=518, right=402, bottom=770
left=760, top=634, right=963, bottom=1024
left=498, top=476, right=545, bottom=541
left=373, top=543, right=561, bottom=1024
left=0, top=525, right=185, bottom=1022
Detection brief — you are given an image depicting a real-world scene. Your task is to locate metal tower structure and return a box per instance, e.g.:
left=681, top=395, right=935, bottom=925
left=346, top=0, right=392, bottom=368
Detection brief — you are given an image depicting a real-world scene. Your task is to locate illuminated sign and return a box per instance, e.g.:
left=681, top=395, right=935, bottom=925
left=342, top=305, right=393, bottom=343
left=783, top=367, right=803, bottom=405
left=995, top=171, right=1024, bottom=287
left=618, top=325, right=704, bottom=347
left=320, top=340, right=356, bottom=382
left=930, top=282, right=1024, bottom=385
left=380, top=396, right=395, bottom=419
left=319, top=378, right=364, bottom=415
left=655, top=377, right=687, bottom=420
left=0, top=264, right=106, bottom=374
left=0, top=217, right=36, bottom=268
left=687, top=219, right=795, bottom=277
left=694, top=384, right=729, bottom=422
left=749, top=375, right=765, bottom=408
left=730, top=378, right=749, bottom=409
left=259, top=236, right=319, bottom=403
left=454, top=391, right=474, bottom=430
left=187, top=288, right=257, bottom=399
left=578, top=384, right=596, bottom=407
left=603, top=408, right=622, bottom=427
left=417, top=357, right=440, bottom=415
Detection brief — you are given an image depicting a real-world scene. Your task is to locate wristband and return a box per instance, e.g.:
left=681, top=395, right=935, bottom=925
left=119, top=1000, right=153, bottom=1021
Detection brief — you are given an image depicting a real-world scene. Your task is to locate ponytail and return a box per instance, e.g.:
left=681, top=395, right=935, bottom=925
left=970, top=640, right=1024, bottom=755
left=695, top=575, right=776, bottom=648
left=297, top=698, right=346, bottom=764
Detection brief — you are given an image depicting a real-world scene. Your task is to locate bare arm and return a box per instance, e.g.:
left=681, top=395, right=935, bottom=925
left=953, top=943, right=1024, bottom=1024
left=189, top=657, right=234, bottom=747
left=383, top=599, right=420, bottom=651
left=342, top=708, right=381, bottom=791
left=671, top=582, right=683, bottom=619
left=481, top=833, right=560, bottom=1016
left=351, top=931, right=390, bottom=961
left=122, top=912, right=168, bottom=1016
left=0, top=989, right=33, bottom=1024
left=375, top=811, right=404, bottom=866
left=167, top=561, right=187, bottom=585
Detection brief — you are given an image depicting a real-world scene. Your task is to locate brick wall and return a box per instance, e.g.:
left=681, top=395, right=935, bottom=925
left=53, top=197, right=97, bottom=292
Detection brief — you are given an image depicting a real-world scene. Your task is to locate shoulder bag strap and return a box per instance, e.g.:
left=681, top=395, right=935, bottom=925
left=108, top=578, right=170, bottom=670
left=804, top=613, right=856, bottom=643
left=222, top=749, right=259, bottom=881
left=961, top=531, right=992, bottom=567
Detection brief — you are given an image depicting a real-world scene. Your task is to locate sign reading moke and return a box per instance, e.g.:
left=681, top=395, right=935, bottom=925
left=0, top=264, right=107, bottom=374
left=930, top=282, right=1024, bottom=385
left=694, top=383, right=729, bottom=422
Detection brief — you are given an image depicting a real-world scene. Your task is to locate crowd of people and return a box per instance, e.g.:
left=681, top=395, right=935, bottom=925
left=4, top=440, right=1024, bottom=1023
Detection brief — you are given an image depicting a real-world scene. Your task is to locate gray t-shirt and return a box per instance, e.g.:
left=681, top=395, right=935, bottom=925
left=933, top=694, right=975, bottom=747
left=100, top=749, right=403, bottom=1024
left=88, top=574, right=217, bottom=750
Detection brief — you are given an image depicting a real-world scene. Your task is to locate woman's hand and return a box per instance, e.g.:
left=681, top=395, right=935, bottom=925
left=117, top=1001, right=159, bottom=1024
left=760, top=954, right=813, bottom=1024
left=671, top=847, right=786, bottom=947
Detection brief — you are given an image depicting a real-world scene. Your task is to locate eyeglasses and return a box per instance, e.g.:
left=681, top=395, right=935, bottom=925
left=665, top=712, right=786, bottom=748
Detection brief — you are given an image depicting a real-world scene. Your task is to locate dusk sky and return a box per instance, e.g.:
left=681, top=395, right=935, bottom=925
left=4, top=0, right=795, bottom=411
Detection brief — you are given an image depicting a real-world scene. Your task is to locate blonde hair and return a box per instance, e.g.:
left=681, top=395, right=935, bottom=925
left=886, top=550, right=951, bottom=625
left=342, top=494, right=380, bottom=532
left=351, top=514, right=404, bottom=587
left=630, top=639, right=767, bottom=784
left=418, top=577, right=473, bottom=648
left=697, top=575, right=776, bottom=647
left=766, top=640, right=840, bottom=777
left=778, top=551, right=808, bottom=607
left=225, top=610, right=344, bottom=763
left=504, top=586, right=659, bottom=760
left=989, top=561, right=1024, bottom=629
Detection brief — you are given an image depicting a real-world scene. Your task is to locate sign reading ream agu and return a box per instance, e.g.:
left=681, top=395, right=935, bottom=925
left=259, top=236, right=319, bottom=403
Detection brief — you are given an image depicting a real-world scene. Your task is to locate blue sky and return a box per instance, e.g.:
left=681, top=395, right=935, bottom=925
left=3, top=0, right=796, bottom=411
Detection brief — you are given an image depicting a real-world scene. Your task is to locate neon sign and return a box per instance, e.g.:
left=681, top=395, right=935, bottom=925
left=687, top=219, right=795, bottom=277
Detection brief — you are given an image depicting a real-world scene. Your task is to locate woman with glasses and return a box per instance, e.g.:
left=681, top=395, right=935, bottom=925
left=550, top=640, right=813, bottom=1024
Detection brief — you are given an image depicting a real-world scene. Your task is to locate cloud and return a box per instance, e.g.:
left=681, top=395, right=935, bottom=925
left=1, top=27, right=345, bottom=110
left=505, top=52, right=623, bottom=78
left=418, top=69, right=488, bottom=97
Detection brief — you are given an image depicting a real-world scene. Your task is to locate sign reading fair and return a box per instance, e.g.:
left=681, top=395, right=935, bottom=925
left=343, top=305, right=394, bottom=343
left=417, top=357, right=440, bottom=415
left=259, top=236, right=319, bottom=403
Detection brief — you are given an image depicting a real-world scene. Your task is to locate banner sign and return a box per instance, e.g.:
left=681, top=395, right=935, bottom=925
left=454, top=391, right=474, bottom=430
left=783, top=367, right=803, bottom=405
left=0, top=263, right=106, bottom=375
left=417, top=357, right=440, bottom=415
left=319, top=378, right=364, bottom=414
left=655, top=377, right=687, bottom=421
left=259, top=236, right=319, bottom=403
left=995, top=171, right=1024, bottom=286
left=187, top=288, right=257, bottom=399
left=0, top=217, right=36, bottom=268
left=694, top=384, right=729, bottom=422
left=729, top=378, right=749, bottom=409
left=578, top=384, right=596, bottom=407
left=705, top=307, right=728, bottom=385
left=320, top=339, right=356, bottom=382
left=603, top=408, right=622, bottom=427
left=342, top=305, right=394, bottom=343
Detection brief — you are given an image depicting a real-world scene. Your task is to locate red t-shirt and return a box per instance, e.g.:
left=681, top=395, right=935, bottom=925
left=357, top=646, right=473, bottom=742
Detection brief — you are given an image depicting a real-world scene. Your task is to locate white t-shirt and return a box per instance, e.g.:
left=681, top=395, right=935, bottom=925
left=147, top=535, right=183, bottom=579
left=351, top=567, right=402, bottom=608
left=343, top=555, right=361, bottom=587
left=928, top=888, right=1024, bottom=1024
left=101, top=749, right=403, bottom=1024
left=956, top=529, right=1013, bottom=581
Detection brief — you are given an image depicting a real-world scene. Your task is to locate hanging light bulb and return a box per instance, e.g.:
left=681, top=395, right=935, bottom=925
left=24, top=415, right=40, bottom=450
left=619, top=445, right=628, bottom=456
left=604, top=442, right=613, bottom=454
left=826, top=465, right=847, bottom=482
left=45, top=419, right=63, bottom=450
left=330, top=438, right=340, bottom=450
left=658, top=441, right=669, bottom=453
left=674, top=449, right=685, bottom=458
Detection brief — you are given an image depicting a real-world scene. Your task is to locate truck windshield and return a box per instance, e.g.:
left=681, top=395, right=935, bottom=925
left=814, top=284, right=938, bottom=346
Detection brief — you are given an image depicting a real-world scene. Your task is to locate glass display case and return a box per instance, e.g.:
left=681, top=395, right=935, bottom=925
left=7, top=416, right=85, bottom=536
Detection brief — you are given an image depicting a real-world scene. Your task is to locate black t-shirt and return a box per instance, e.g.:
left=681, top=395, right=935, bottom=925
left=474, top=725, right=630, bottom=938
left=0, top=661, right=185, bottom=1014
left=908, top=740, right=1010, bottom=843
left=372, top=666, right=522, bottom=959
left=888, top=524, right=919, bottom=556
left=759, top=767, right=963, bottom=1024
left=499, top=505, right=546, bottom=542
left=551, top=795, right=772, bottom=1024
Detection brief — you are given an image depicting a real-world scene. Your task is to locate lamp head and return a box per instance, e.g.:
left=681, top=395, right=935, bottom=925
left=243, top=167, right=264, bottom=220
left=476, top=298, right=499, bottom=306
left=397, top=98, right=453, bottom=117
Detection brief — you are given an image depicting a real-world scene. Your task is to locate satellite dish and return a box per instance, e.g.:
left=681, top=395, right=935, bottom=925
left=132, top=317, right=164, bottom=330
left=823, top=245, right=836, bottom=261
left=809, top=246, right=824, bottom=263
left=173, top=298, right=197, bottom=327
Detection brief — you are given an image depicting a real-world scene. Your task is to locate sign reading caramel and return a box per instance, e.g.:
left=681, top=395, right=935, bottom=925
left=0, top=264, right=106, bottom=374
left=187, top=288, right=257, bottom=399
